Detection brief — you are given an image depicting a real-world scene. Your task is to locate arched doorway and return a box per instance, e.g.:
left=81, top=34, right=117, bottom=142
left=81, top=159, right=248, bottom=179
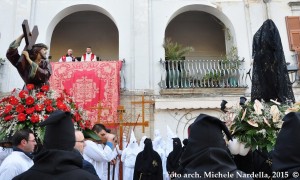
left=165, top=11, right=230, bottom=59
left=50, top=11, right=119, bottom=61
left=165, top=11, right=226, bottom=60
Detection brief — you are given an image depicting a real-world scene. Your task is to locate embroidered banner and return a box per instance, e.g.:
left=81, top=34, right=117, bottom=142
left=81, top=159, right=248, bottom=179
left=49, top=61, right=122, bottom=124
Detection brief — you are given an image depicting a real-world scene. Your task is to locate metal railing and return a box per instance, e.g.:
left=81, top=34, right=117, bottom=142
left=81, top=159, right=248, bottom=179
left=160, top=59, right=248, bottom=89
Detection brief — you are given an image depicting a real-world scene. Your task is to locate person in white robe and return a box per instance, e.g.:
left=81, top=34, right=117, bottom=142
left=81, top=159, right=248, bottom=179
left=153, top=129, right=162, bottom=141
left=58, top=49, right=77, bottom=62
left=83, top=124, right=117, bottom=180
left=0, top=129, right=36, bottom=180
left=119, top=132, right=128, bottom=179
left=122, top=132, right=128, bottom=149
left=138, top=135, right=147, bottom=152
left=153, top=129, right=167, bottom=150
left=153, top=132, right=169, bottom=180
left=81, top=47, right=97, bottom=61
left=112, top=144, right=122, bottom=180
left=121, top=130, right=139, bottom=180
left=0, top=147, right=13, bottom=166
left=165, top=126, right=177, bottom=157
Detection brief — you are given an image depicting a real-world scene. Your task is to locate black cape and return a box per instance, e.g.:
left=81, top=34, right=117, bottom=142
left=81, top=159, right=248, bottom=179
left=167, top=137, right=183, bottom=174
left=13, top=149, right=99, bottom=180
left=272, top=112, right=300, bottom=179
left=233, top=149, right=272, bottom=180
left=177, top=114, right=252, bottom=180
left=133, top=138, right=163, bottom=180
left=251, top=19, right=295, bottom=103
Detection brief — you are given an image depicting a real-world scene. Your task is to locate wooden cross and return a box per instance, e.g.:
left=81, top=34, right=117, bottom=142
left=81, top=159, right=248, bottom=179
left=22, top=20, right=39, bottom=51
left=131, top=94, right=154, bottom=132
left=89, top=100, right=110, bottom=124
left=17, top=20, right=39, bottom=65
left=101, top=106, right=148, bottom=149
left=102, top=105, right=148, bottom=180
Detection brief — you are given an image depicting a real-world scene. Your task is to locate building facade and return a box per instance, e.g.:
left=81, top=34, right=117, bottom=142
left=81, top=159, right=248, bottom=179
left=1, top=0, right=300, bottom=140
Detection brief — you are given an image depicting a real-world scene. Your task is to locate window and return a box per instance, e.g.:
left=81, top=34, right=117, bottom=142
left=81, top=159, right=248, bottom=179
left=286, top=16, right=300, bottom=51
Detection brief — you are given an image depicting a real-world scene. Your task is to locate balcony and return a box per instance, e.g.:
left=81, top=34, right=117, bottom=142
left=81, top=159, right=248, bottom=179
left=159, top=59, right=248, bottom=95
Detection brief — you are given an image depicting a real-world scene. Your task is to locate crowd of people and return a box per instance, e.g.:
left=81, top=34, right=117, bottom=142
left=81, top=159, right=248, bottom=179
left=58, top=47, right=98, bottom=62
left=2, top=19, right=300, bottom=179
left=1, top=111, right=300, bottom=180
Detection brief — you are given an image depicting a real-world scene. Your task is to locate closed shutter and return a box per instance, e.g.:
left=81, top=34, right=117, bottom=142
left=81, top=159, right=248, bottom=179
left=286, top=16, right=300, bottom=51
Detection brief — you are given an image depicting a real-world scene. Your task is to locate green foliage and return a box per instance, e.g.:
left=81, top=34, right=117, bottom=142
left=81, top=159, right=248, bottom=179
left=0, top=87, right=90, bottom=144
left=163, top=38, right=194, bottom=60
left=225, top=46, right=239, bottom=61
left=223, top=100, right=291, bottom=152
left=221, top=47, right=241, bottom=69
left=203, top=71, right=222, bottom=82
left=83, top=129, right=100, bottom=141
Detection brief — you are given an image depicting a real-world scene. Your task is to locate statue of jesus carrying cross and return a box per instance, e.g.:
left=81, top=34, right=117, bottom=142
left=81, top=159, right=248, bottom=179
left=6, top=19, right=52, bottom=90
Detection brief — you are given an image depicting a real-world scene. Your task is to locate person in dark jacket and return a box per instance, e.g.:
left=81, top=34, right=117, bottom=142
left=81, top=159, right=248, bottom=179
left=176, top=114, right=252, bottom=180
left=272, top=112, right=300, bottom=179
left=133, top=138, right=163, bottom=180
left=74, top=130, right=98, bottom=177
left=13, top=110, right=99, bottom=180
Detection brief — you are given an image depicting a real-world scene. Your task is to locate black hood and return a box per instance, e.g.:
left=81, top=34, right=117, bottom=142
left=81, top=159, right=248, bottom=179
left=31, top=149, right=82, bottom=174
left=39, top=110, right=75, bottom=151
left=180, top=114, right=236, bottom=174
left=273, top=112, right=300, bottom=177
left=167, top=137, right=183, bottom=172
left=184, top=114, right=231, bottom=153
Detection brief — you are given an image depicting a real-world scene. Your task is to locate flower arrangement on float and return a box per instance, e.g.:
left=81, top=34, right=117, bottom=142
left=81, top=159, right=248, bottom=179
left=222, top=98, right=297, bottom=155
left=0, top=84, right=92, bottom=144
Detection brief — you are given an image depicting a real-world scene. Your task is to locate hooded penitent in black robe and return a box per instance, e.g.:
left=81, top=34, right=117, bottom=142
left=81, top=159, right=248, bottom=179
left=272, top=112, right=300, bottom=180
left=13, top=149, right=99, bottom=180
left=233, top=149, right=273, bottom=180
left=13, top=110, right=99, bottom=180
left=167, top=137, right=182, bottom=176
left=176, top=114, right=252, bottom=180
left=251, top=19, right=295, bottom=103
left=133, top=138, right=163, bottom=180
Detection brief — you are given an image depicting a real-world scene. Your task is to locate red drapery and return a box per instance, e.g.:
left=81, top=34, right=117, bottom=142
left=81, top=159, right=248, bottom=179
left=49, top=61, right=122, bottom=124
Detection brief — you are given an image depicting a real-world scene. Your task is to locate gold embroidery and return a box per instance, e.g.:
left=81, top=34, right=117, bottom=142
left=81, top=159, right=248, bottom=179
left=152, top=160, right=158, bottom=167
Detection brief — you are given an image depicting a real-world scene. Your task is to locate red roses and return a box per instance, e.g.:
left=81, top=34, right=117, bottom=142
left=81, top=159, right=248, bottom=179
left=0, top=84, right=89, bottom=143
left=19, top=90, right=28, bottom=98
left=26, top=84, right=34, bottom=90
left=30, top=114, right=39, bottom=123
left=17, top=113, right=26, bottom=122
left=16, top=104, right=25, bottom=113
left=26, top=96, right=34, bottom=105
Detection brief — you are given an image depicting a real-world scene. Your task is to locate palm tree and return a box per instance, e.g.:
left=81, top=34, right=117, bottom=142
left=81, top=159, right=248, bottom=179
left=163, top=38, right=194, bottom=60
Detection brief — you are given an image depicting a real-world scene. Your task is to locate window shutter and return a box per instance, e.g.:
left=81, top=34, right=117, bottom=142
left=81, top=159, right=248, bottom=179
left=286, top=16, right=300, bottom=51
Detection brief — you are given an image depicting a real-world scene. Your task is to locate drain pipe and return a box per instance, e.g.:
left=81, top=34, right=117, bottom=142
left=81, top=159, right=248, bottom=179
left=243, top=0, right=253, bottom=60
left=30, top=0, right=37, bottom=24
left=263, top=0, right=271, bottom=20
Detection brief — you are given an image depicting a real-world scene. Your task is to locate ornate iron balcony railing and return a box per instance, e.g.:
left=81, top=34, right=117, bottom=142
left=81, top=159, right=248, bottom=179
left=159, top=59, right=248, bottom=89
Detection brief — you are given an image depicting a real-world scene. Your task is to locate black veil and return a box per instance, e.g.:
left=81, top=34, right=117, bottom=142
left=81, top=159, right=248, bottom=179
left=251, top=19, right=295, bottom=103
